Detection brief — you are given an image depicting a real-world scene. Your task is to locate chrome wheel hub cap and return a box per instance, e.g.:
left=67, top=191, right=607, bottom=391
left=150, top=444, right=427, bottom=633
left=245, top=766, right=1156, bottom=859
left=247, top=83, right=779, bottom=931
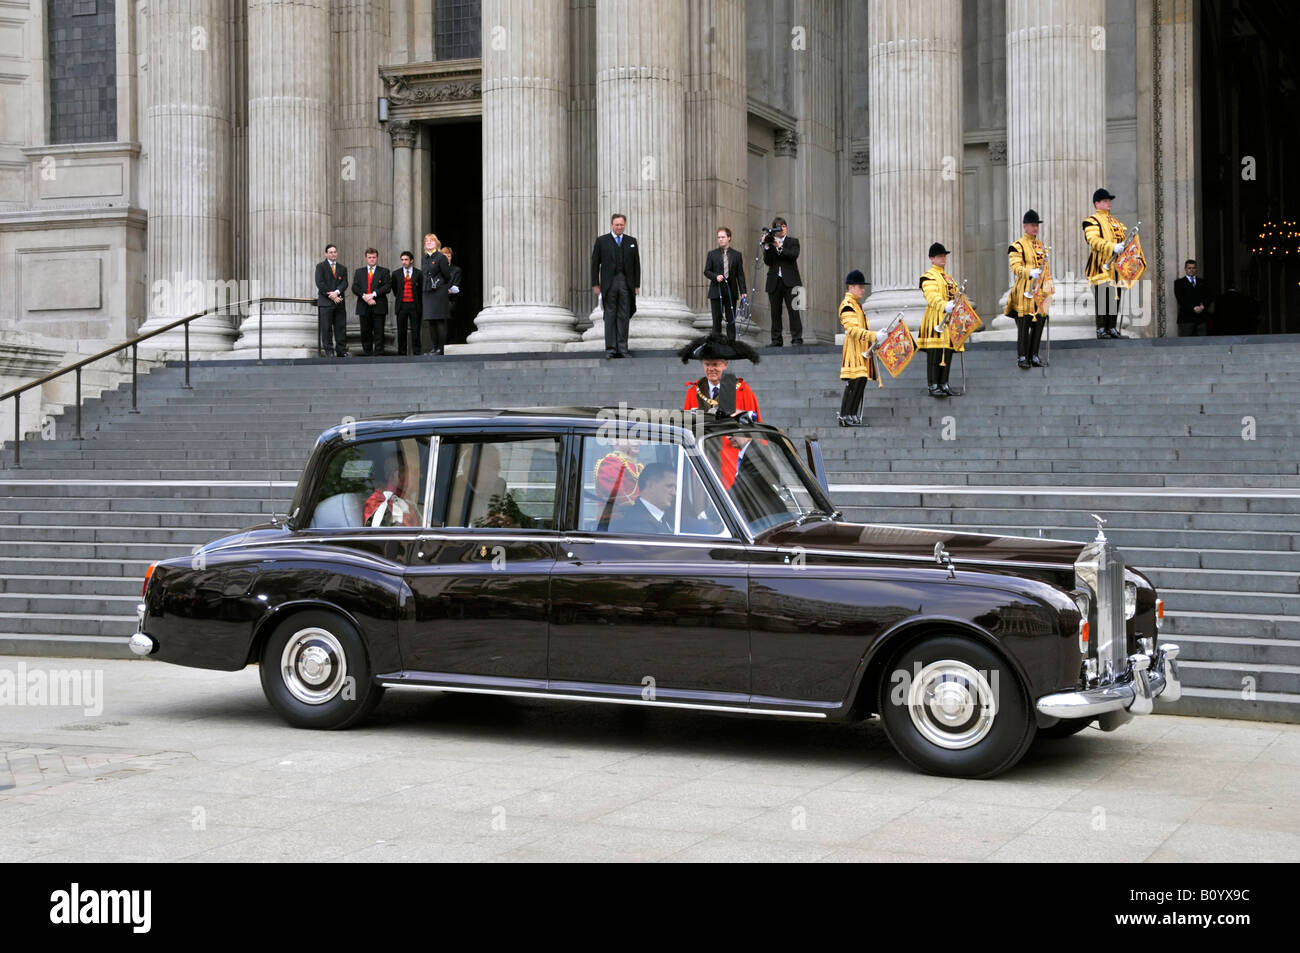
left=281, top=628, right=347, bottom=705
left=907, top=660, right=997, bottom=750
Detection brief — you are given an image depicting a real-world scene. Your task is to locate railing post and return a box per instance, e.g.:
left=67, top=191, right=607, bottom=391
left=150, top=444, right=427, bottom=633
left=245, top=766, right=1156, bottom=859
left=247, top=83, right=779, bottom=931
left=75, top=366, right=83, bottom=440
left=183, top=320, right=192, bottom=389
left=12, top=394, right=20, bottom=469
left=131, top=343, right=140, bottom=413
left=258, top=299, right=264, bottom=365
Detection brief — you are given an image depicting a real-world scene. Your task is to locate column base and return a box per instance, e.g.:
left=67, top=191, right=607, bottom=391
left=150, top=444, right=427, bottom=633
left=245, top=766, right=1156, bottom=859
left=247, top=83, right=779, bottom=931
left=231, top=306, right=319, bottom=356
left=465, top=305, right=580, bottom=350
left=863, top=287, right=928, bottom=334
left=136, top=314, right=239, bottom=357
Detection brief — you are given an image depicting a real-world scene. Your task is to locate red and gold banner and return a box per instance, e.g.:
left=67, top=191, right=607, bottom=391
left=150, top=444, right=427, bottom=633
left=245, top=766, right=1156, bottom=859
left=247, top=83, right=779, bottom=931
left=946, top=294, right=983, bottom=351
left=1114, top=231, right=1147, bottom=287
left=874, top=316, right=918, bottom=379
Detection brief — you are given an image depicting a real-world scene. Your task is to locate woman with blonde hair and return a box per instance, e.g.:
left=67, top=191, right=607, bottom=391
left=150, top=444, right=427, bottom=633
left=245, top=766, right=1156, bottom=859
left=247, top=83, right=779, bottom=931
left=421, top=232, right=452, bottom=355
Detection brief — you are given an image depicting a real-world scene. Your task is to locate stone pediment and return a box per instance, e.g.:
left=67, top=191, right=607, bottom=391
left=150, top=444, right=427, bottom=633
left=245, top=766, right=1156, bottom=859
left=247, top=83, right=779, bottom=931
left=380, top=59, right=483, bottom=121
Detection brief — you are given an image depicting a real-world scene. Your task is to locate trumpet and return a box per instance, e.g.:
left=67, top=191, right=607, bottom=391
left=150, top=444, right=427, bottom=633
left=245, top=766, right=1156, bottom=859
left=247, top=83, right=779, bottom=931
left=1023, top=245, right=1052, bottom=321
left=934, top=278, right=966, bottom=337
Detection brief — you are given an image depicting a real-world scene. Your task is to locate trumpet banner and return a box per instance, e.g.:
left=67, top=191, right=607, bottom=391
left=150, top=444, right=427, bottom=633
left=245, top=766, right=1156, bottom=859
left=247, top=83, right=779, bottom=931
left=1114, top=232, right=1147, bottom=287
left=875, top=317, right=918, bottom=378
left=947, top=294, right=983, bottom=351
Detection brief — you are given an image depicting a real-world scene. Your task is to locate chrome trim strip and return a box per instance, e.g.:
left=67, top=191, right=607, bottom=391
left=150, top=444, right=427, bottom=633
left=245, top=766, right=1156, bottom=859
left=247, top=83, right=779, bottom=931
left=1036, top=643, right=1180, bottom=719
left=422, top=434, right=440, bottom=528
left=377, top=681, right=828, bottom=718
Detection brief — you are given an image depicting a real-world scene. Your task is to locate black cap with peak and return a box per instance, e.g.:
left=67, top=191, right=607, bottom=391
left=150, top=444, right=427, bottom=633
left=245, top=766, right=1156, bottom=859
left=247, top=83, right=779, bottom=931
left=1092, top=187, right=1116, bottom=204
left=1022, top=209, right=1043, bottom=225
left=928, top=242, right=951, bottom=258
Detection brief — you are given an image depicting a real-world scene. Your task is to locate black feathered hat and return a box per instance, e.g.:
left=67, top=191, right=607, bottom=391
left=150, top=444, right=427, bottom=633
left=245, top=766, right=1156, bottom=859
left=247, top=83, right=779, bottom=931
left=678, top=334, right=761, bottom=364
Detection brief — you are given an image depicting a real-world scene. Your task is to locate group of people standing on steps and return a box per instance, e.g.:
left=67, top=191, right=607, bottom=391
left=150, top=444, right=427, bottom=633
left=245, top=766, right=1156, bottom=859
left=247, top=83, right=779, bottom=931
left=836, top=185, right=1139, bottom=425
left=314, top=233, right=463, bottom=358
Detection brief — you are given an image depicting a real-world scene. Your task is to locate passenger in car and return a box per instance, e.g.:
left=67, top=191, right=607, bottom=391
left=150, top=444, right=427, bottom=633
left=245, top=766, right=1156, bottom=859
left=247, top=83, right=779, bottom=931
left=615, top=462, right=677, bottom=535
left=362, top=450, right=420, bottom=527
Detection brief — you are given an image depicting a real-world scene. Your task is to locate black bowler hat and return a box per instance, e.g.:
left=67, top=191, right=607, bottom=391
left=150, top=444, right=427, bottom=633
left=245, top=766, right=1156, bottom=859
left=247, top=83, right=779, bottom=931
left=928, top=242, right=950, bottom=257
left=1092, top=187, right=1116, bottom=203
left=678, top=334, right=761, bottom=364
left=1023, top=209, right=1043, bottom=225
left=845, top=269, right=867, bottom=286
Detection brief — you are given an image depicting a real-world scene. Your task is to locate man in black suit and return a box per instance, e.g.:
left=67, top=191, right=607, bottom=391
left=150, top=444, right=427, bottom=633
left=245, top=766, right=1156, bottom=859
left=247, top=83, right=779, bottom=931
left=443, top=245, right=464, bottom=337
left=1173, top=259, right=1211, bottom=336
left=727, top=435, right=787, bottom=524
left=314, top=243, right=348, bottom=357
left=615, top=462, right=676, bottom=535
left=352, top=247, right=391, bottom=355
left=391, top=251, right=423, bottom=356
left=762, top=216, right=803, bottom=347
left=704, top=226, right=747, bottom=341
left=591, top=212, right=640, bottom=359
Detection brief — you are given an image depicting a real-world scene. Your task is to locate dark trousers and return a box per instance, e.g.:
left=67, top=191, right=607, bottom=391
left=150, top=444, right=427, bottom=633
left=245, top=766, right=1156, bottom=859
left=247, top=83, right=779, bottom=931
left=710, top=297, right=737, bottom=341
left=840, top=378, right=868, bottom=417
left=358, top=311, right=386, bottom=354
left=427, top=319, right=448, bottom=354
left=1017, top=314, right=1047, bottom=360
left=1094, top=284, right=1123, bottom=331
left=603, top=273, right=632, bottom=355
left=396, top=305, right=421, bottom=354
left=767, top=281, right=803, bottom=344
left=318, top=301, right=347, bottom=356
left=1177, top=318, right=1207, bottom=336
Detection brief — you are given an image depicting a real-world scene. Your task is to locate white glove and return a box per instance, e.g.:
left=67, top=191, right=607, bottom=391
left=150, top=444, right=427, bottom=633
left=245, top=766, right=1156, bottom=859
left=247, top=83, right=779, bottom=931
left=1113, top=243, right=1125, bottom=255
left=449, top=285, right=459, bottom=294
left=1029, top=268, right=1041, bottom=279
left=943, top=300, right=955, bottom=313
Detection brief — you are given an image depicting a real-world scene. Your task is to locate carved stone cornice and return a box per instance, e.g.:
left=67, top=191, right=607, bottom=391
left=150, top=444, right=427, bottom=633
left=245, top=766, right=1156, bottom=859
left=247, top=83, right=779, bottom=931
left=988, top=139, right=1007, bottom=164
left=387, top=119, right=417, bottom=149
left=773, top=127, right=798, bottom=157
left=379, top=58, right=483, bottom=120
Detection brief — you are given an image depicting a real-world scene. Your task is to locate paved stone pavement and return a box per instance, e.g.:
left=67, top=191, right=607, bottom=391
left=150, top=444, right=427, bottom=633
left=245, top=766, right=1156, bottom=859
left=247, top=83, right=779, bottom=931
left=1, top=657, right=1298, bottom=862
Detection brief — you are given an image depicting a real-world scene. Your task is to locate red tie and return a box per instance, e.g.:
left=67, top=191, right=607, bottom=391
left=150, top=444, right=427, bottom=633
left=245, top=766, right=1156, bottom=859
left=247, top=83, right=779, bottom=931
left=367, top=268, right=373, bottom=293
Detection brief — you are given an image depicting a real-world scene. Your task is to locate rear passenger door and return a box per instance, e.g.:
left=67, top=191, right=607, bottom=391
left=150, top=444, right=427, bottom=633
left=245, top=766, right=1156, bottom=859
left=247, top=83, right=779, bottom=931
left=400, top=434, right=562, bottom=681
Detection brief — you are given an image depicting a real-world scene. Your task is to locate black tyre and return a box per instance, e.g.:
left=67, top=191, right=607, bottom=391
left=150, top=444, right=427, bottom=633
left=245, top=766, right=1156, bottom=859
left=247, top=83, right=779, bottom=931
left=876, top=634, right=1037, bottom=779
left=1037, top=717, right=1094, bottom=739
left=259, top=610, right=384, bottom=729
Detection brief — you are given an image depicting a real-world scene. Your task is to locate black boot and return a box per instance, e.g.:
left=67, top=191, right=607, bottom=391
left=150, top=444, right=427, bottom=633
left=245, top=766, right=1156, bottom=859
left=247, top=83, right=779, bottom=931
left=1016, top=316, right=1031, bottom=369
left=927, top=350, right=946, bottom=398
left=939, top=350, right=957, bottom=396
left=1029, top=317, right=1048, bottom=366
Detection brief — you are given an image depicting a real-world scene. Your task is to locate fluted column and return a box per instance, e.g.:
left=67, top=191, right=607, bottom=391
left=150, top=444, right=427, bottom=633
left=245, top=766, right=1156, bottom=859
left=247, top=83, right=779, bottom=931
left=864, top=0, right=963, bottom=331
left=139, top=0, right=234, bottom=354
left=580, top=0, right=695, bottom=349
left=233, top=0, right=332, bottom=357
left=464, top=0, right=578, bottom=353
left=994, top=0, right=1106, bottom=339
left=389, top=121, right=417, bottom=262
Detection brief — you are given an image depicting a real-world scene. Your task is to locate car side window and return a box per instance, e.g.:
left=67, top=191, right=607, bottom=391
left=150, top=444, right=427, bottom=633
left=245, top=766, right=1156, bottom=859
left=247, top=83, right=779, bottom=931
left=579, top=436, right=727, bottom=537
left=432, top=437, right=561, bottom=530
left=307, top=437, right=429, bottom=529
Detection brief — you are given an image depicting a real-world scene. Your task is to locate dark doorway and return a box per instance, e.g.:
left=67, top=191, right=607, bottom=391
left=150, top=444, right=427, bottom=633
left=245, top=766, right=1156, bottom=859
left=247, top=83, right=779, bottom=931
left=430, top=120, right=482, bottom=344
left=1200, top=0, right=1299, bottom=333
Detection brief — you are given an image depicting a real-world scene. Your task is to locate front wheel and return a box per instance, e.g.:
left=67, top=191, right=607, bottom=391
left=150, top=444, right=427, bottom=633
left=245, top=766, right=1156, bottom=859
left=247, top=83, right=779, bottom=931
left=877, top=634, right=1037, bottom=779
left=260, top=610, right=384, bottom=729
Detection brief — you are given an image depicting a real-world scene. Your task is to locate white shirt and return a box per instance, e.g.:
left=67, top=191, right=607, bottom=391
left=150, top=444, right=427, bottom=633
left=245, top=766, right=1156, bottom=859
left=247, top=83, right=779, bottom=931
left=640, top=498, right=666, bottom=522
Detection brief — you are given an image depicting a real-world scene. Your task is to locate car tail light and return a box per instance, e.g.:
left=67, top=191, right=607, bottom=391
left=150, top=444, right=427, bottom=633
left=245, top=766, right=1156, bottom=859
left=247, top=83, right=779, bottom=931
left=1079, top=619, right=1090, bottom=653
left=1156, top=598, right=1164, bottom=629
left=142, top=562, right=156, bottom=599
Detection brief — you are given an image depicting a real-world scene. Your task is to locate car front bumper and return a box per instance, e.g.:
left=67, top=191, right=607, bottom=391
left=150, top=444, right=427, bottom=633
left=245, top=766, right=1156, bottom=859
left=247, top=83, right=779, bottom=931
left=1036, top=642, right=1181, bottom=730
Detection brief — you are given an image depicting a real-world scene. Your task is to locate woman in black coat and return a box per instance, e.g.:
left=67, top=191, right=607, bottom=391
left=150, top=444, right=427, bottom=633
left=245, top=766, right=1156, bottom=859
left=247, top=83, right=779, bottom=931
left=421, top=232, right=452, bottom=355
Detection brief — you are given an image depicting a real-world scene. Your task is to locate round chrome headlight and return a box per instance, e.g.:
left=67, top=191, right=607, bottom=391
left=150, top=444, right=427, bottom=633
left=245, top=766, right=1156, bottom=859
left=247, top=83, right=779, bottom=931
left=1124, top=581, right=1137, bottom=620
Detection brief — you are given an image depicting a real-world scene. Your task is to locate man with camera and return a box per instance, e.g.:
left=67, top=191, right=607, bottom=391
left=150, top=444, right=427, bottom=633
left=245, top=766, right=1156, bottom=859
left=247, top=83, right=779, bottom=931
left=762, top=217, right=803, bottom=347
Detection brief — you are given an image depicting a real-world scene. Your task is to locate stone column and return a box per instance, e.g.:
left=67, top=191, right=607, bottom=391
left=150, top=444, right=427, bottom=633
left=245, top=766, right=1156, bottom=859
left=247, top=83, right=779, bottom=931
left=685, top=0, right=748, bottom=332
left=138, top=1, right=235, bottom=355
left=463, top=0, right=579, bottom=353
left=993, top=0, right=1107, bottom=340
left=233, top=0, right=332, bottom=358
left=864, top=0, right=963, bottom=331
left=389, top=121, right=417, bottom=262
left=578, top=0, right=695, bottom=350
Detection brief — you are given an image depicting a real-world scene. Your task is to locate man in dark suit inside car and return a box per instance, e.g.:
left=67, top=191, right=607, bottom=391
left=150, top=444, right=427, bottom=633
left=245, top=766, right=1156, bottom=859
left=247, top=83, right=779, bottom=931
left=616, top=462, right=676, bottom=535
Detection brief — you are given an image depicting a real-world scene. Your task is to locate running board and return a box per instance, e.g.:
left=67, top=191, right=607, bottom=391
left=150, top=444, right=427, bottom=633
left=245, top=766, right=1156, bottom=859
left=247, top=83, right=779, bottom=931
left=376, top=678, right=828, bottom=719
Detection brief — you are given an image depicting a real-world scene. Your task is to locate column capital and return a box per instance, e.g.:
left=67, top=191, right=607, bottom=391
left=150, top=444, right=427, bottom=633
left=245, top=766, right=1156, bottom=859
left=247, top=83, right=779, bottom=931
left=388, top=119, right=418, bottom=149
left=774, top=128, right=799, bottom=157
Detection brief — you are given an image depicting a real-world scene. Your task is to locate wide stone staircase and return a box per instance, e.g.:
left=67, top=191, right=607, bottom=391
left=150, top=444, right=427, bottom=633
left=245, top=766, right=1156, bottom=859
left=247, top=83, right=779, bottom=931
left=2, top=334, right=1297, bottom=722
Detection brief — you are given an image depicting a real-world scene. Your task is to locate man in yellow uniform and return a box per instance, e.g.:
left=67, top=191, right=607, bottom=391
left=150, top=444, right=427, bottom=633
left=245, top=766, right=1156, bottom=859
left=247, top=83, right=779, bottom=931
left=918, top=242, right=961, bottom=398
left=837, top=269, right=876, bottom=427
left=1082, top=187, right=1128, bottom=339
left=1007, top=209, right=1049, bottom=368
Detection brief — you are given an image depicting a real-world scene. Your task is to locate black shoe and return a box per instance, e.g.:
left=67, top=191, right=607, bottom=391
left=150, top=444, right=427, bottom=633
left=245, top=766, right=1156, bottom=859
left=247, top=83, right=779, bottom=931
left=770, top=340, right=783, bottom=348
left=1107, top=329, right=1125, bottom=339
left=1031, top=355, right=1047, bottom=367
left=337, top=351, right=350, bottom=358
left=1017, top=357, right=1031, bottom=369
left=791, top=339, right=803, bottom=346
left=362, top=348, right=373, bottom=356
left=940, top=383, right=956, bottom=397
left=605, top=351, right=617, bottom=359
left=928, top=385, right=948, bottom=398
left=618, top=350, right=632, bottom=359
left=1096, top=329, right=1109, bottom=339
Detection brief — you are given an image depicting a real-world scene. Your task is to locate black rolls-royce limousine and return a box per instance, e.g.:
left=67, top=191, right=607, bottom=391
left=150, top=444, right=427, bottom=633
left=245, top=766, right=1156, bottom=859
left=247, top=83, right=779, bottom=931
left=131, top=408, right=1180, bottom=778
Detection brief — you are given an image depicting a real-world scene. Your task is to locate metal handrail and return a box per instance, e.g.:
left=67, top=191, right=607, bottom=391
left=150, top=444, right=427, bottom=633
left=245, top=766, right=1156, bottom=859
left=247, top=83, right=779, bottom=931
left=2, top=295, right=313, bottom=468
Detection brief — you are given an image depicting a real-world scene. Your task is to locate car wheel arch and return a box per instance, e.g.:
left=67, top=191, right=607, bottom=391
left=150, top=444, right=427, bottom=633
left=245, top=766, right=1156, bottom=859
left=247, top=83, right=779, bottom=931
left=245, top=600, right=373, bottom=669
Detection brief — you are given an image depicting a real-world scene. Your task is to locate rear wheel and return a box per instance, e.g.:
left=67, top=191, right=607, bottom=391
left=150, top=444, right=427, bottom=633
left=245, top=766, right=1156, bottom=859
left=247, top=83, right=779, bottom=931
left=259, top=610, right=384, bottom=729
left=877, top=634, right=1037, bottom=779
